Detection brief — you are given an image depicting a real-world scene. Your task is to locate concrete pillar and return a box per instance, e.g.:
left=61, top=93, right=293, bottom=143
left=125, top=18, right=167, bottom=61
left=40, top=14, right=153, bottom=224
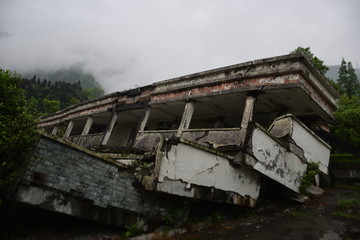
left=64, top=121, right=74, bottom=138
left=77, top=116, right=94, bottom=144
left=101, top=111, right=118, bottom=145
left=129, top=107, right=151, bottom=147
left=51, top=126, right=59, bottom=135
left=239, top=95, right=256, bottom=146
left=139, top=107, right=151, bottom=132
left=177, top=101, right=195, bottom=137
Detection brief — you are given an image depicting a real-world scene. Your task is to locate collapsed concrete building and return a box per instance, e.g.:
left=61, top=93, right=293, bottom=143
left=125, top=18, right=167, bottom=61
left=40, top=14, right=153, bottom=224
left=15, top=53, right=339, bottom=225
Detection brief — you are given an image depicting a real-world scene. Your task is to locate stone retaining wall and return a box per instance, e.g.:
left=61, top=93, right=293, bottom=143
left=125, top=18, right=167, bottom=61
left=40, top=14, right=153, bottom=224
left=15, top=135, right=188, bottom=226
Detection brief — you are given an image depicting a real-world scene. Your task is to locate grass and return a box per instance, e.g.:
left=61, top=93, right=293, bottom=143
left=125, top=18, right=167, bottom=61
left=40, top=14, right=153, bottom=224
left=331, top=195, right=360, bottom=221
left=331, top=211, right=360, bottom=220
left=338, top=198, right=360, bottom=210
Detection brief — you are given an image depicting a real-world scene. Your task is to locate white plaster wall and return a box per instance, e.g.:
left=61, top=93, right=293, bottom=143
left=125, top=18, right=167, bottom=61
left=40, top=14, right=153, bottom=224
left=252, top=128, right=307, bottom=193
left=292, top=121, right=330, bottom=174
left=157, top=142, right=260, bottom=199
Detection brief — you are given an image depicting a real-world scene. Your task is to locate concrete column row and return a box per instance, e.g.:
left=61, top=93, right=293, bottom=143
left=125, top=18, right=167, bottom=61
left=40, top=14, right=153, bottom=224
left=52, top=95, right=257, bottom=147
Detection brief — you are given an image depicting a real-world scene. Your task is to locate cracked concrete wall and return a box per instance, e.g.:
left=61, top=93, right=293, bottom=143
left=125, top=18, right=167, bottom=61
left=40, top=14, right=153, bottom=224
left=291, top=120, right=330, bottom=174
left=251, top=127, right=307, bottom=193
left=156, top=141, right=260, bottom=204
left=269, top=115, right=331, bottom=174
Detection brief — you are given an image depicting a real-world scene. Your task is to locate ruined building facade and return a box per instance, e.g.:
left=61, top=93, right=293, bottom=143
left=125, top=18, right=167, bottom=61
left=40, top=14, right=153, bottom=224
left=15, top=53, right=339, bottom=224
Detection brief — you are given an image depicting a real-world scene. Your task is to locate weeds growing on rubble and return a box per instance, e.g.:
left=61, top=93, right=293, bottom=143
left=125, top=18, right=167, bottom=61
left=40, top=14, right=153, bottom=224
left=123, top=219, right=145, bottom=238
left=300, top=162, right=320, bottom=193
left=162, top=208, right=185, bottom=226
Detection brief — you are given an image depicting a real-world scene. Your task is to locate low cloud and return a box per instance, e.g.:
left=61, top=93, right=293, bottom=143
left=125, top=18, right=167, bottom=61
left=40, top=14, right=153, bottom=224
left=1, top=0, right=359, bottom=92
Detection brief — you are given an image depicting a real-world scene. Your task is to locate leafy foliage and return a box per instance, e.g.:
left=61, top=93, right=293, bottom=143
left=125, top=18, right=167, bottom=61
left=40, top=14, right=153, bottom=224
left=162, top=208, right=185, bottom=226
left=300, top=162, right=320, bottom=193
left=332, top=95, right=360, bottom=147
left=123, top=219, right=145, bottom=237
left=291, top=46, right=329, bottom=75
left=0, top=69, right=38, bottom=199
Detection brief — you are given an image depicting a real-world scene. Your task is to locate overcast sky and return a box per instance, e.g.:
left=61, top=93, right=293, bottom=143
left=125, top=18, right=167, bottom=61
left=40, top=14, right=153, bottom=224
left=0, top=0, right=359, bottom=92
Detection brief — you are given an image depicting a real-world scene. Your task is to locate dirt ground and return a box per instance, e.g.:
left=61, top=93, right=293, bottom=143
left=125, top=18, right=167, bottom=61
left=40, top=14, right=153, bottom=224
left=1, top=184, right=359, bottom=240
left=174, top=185, right=360, bottom=240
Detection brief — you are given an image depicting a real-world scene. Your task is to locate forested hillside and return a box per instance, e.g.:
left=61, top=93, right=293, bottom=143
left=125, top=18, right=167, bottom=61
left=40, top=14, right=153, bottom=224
left=21, top=77, right=83, bottom=114
left=23, top=66, right=102, bottom=90
left=20, top=77, right=103, bottom=116
left=19, top=66, right=105, bottom=115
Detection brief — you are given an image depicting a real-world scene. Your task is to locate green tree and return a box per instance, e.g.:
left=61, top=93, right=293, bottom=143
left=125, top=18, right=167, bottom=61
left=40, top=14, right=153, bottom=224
left=332, top=95, right=360, bottom=147
left=337, top=59, right=360, bottom=99
left=346, top=61, right=359, bottom=97
left=0, top=69, right=38, bottom=201
left=84, top=87, right=105, bottom=100
left=337, top=58, right=348, bottom=94
left=42, top=98, right=60, bottom=115
left=291, top=46, right=329, bottom=75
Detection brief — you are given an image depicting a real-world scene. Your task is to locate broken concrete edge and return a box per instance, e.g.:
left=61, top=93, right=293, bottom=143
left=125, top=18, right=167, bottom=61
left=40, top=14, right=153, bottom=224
left=37, top=130, right=137, bottom=169
left=269, top=114, right=331, bottom=150
left=155, top=177, right=257, bottom=208
left=305, top=185, right=325, bottom=197
left=176, top=137, right=235, bottom=160
left=268, top=114, right=331, bottom=176
left=151, top=138, right=260, bottom=207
